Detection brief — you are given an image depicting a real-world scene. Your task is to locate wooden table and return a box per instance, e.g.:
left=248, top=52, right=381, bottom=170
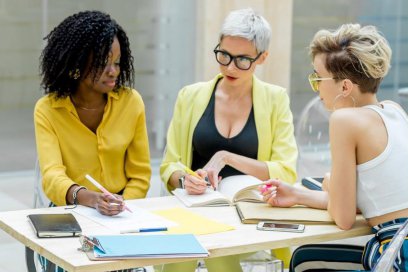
left=0, top=196, right=372, bottom=272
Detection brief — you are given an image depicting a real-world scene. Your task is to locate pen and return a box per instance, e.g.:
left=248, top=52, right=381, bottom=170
left=120, top=227, right=168, bottom=234
left=176, top=162, right=212, bottom=187
left=85, top=174, right=132, bottom=213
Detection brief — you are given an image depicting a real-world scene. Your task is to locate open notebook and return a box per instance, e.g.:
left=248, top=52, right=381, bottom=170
left=172, top=175, right=263, bottom=207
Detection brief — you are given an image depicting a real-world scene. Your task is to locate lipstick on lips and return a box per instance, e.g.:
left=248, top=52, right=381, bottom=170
left=225, top=75, right=237, bottom=81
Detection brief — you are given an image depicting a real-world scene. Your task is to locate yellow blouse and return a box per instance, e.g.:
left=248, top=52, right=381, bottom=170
left=34, top=87, right=151, bottom=206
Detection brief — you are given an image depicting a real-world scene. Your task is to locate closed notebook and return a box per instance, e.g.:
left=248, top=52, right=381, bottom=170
left=28, top=213, right=82, bottom=238
left=235, top=202, right=334, bottom=224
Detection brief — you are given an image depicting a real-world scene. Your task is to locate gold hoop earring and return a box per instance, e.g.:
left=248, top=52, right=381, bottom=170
left=332, top=94, right=356, bottom=110
left=69, top=69, right=80, bottom=80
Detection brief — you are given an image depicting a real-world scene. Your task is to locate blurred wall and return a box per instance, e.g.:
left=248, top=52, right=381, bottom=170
left=290, top=0, right=408, bottom=121
left=2, top=0, right=405, bottom=172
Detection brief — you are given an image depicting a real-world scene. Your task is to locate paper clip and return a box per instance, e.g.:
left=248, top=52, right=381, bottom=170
left=79, top=235, right=106, bottom=253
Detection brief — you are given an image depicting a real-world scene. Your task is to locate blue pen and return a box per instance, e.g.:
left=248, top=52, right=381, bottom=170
left=120, top=227, right=168, bottom=234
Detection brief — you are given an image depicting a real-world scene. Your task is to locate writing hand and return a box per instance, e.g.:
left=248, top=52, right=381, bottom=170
left=95, top=193, right=125, bottom=216
left=184, top=173, right=208, bottom=195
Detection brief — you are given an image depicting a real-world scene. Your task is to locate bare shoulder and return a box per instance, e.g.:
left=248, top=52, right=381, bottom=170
left=330, top=107, right=380, bottom=132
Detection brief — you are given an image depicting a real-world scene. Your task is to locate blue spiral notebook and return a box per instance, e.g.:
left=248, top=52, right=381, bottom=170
left=90, top=234, right=209, bottom=259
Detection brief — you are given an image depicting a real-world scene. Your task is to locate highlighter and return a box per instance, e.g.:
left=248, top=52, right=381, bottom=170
left=176, top=162, right=211, bottom=187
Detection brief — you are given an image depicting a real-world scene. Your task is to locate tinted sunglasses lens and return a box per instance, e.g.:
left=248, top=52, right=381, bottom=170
left=308, top=73, right=319, bottom=92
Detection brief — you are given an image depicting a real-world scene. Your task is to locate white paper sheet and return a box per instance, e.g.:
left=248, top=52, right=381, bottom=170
left=73, top=202, right=177, bottom=233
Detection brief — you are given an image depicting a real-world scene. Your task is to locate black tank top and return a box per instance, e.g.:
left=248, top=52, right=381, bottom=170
left=191, top=87, right=258, bottom=178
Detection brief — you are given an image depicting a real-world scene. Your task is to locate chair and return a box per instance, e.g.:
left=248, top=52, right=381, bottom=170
left=295, top=96, right=331, bottom=179
left=372, top=219, right=408, bottom=271
left=26, top=159, right=53, bottom=272
left=33, top=159, right=50, bottom=208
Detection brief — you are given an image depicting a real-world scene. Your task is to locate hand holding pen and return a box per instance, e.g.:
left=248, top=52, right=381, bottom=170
left=85, top=174, right=132, bottom=215
left=176, top=162, right=214, bottom=195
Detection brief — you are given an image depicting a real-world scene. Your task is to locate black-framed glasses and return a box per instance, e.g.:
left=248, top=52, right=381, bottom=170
left=213, top=44, right=263, bottom=70
left=308, top=72, right=338, bottom=92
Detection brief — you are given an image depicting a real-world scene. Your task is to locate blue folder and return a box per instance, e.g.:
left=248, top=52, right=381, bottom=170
left=92, top=234, right=209, bottom=259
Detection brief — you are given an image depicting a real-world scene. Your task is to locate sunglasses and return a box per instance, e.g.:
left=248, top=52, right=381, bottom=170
left=308, top=72, right=338, bottom=92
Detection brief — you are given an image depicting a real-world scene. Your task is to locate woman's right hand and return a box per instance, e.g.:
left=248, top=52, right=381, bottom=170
left=94, top=192, right=125, bottom=216
left=184, top=172, right=209, bottom=195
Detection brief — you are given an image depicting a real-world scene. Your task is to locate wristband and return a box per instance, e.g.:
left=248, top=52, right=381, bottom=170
left=72, top=186, right=87, bottom=205
left=178, top=175, right=186, bottom=189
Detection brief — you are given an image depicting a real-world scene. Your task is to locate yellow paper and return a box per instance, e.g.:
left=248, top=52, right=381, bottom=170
left=154, top=207, right=234, bottom=235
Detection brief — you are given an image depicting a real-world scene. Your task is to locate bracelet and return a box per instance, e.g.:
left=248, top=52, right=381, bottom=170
left=72, top=186, right=87, bottom=205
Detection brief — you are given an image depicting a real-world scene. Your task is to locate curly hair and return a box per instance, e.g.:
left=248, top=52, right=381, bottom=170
left=309, top=24, right=392, bottom=94
left=40, top=10, right=134, bottom=98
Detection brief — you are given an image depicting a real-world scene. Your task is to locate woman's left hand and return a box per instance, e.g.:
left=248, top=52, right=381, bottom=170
left=259, top=179, right=298, bottom=207
left=203, top=151, right=229, bottom=189
left=322, top=172, right=331, bottom=192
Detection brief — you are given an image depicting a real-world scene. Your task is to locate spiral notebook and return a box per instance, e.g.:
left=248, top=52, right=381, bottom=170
left=85, top=234, right=209, bottom=260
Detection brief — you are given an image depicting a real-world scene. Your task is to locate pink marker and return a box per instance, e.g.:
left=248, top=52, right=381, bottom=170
left=85, top=174, right=132, bottom=213
left=261, top=184, right=272, bottom=194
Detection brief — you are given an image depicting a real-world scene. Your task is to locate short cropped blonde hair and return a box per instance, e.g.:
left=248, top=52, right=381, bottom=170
left=220, top=8, right=271, bottom=53
left=309, top=24, right=392, bottom=93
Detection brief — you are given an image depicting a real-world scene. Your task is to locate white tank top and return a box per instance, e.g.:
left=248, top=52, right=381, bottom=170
left=357, top=103, right=408, bottom=219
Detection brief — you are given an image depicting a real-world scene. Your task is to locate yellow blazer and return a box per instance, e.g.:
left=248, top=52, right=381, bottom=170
left=160, top=74, right=298, bottom=191
left=34, top=88, right=151, bottom=206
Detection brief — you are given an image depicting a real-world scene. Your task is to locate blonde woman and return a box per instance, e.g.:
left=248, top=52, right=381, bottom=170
left=260, top=24, right=408, bottom=271
left=159, top=8, right=297, bottom=272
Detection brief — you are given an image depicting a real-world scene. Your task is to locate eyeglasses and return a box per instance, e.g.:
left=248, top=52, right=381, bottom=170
left=308, top=72, right=338, bottom=92
left=213, top=44, right=263, bottom=70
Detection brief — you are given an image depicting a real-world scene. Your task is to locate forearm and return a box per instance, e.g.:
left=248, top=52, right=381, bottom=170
left=295, top=188, right=328, bottom=210
left=223, top=151, right=270, bottom=180
left=66, top=185, right=98, bottom=208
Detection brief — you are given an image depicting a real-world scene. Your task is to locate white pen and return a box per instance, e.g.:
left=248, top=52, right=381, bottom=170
left=120, top=227, right=168, bottom=234
left=85, top=174, right=132, bottom=213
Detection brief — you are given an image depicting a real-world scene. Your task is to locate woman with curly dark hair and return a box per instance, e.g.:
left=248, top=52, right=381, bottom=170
left=34, top=10, right=151, bottom=215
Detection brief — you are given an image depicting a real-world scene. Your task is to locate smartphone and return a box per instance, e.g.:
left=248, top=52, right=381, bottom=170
left=301, top=177, right=324, bottom=191
left=256, top=221, right=305, bottom=233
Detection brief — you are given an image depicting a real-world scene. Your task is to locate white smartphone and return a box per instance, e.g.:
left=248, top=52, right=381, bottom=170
left=256, top=221, right=305, bottom=233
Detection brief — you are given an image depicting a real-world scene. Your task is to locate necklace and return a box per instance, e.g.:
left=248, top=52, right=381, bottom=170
left=70, top=96, right=106, bottom=111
